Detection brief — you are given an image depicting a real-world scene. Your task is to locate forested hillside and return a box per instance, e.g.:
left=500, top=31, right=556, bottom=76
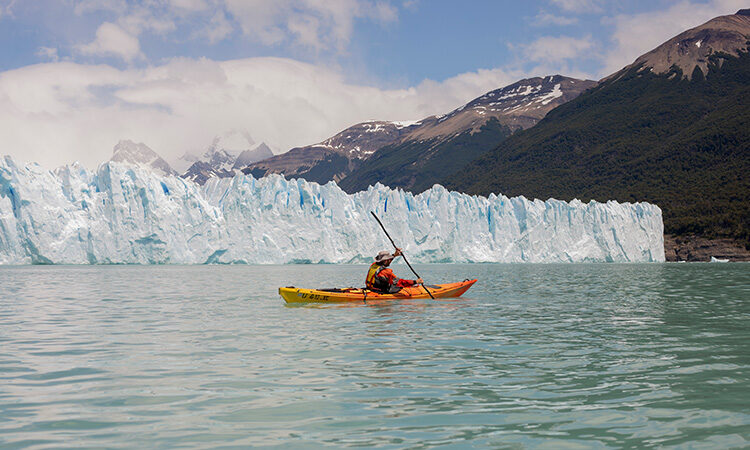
left=446, top=51, right=750, bottom=249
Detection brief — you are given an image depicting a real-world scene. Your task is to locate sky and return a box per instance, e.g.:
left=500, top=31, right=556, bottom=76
left=0, top=0, right=745, bottom=168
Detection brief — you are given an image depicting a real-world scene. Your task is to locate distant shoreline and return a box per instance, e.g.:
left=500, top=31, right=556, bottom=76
left=664, top=234, right=750, bottom=262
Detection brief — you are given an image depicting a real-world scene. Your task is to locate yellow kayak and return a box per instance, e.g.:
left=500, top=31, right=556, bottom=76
left=279, top=279, right=477, bottom=303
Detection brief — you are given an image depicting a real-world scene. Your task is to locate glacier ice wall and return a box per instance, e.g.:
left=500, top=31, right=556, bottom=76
left=0, top=156, right=664, bottom=264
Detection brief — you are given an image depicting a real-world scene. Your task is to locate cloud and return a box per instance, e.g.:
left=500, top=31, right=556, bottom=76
left=73, top=3, right=181, bottom=63
left=117, top=9, right=177, bottom=36
left=35, top=46, right=59, bottom=62
left=168, top=0, right=210, bottom=12
left=519, top=35, right=595, bottom=64
left=11, top=1, right=400, bottom=65
left=0, top=57, right=522, bottom=169
left=223, top=0, right=398, bottom=52
left=73, top=0, right=127, bottom=15
left=76, top=22, right=143, bottom=62
left=372, top=1, right=399, bottom=23
left=403, top=0, right=419, bottom=10
left=200, top=10, right=234, bottom=44
left=532, top=11, right=578, bottom=26
left=549, top=0, right=602, bottom=14
left=0, top=0, right=17, bottom=19
left=600, top=0, right=748, bottom=76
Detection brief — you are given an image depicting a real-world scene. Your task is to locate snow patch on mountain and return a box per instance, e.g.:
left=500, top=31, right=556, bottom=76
left=537, top=83, right=563, bottom=105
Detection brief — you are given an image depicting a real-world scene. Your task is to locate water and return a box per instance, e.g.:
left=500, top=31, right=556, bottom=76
left=0, top=264, right=748, bottom=448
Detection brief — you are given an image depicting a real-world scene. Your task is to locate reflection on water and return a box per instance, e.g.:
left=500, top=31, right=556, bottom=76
left=0, top=263, right=748, bottom=448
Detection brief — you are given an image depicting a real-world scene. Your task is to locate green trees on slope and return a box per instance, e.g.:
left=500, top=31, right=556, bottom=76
left=339, top=118, right=513, bottom=194
left=445, top=52, right=750, bottom=247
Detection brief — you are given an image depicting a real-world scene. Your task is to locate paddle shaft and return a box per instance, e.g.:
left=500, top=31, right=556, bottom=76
left=370, top=211, right=434, bottom=299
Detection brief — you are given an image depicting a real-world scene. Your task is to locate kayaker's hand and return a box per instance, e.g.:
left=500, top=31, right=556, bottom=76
left=416, top=278, right=423, bottom=284
left=393, top=248, right=403, bottom=257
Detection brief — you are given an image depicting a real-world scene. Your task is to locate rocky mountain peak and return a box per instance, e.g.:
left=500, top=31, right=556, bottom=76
left=179, top=131, right=267, bottom=184
left=110, top=140, right=176, bottom=176
left=204, top=140, right=236, bottom=171
left=232, top=142, right=274, bottom=170
left=405, top=75, right=596, bottom=141
left=463, top=75, right=595, bottom=118
left=239, top=120, right=422, bottom=184
left=621, top=12, right=750, bottom=80
left=318, top=120, right=420, bottom=159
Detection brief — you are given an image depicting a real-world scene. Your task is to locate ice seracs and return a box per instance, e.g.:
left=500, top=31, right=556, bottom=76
left=0, top=156, right=665, bottom=264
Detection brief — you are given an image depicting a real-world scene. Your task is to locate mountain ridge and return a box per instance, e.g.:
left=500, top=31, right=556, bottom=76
left=183, top=140, right=272, bottom=185
left=612, top=11, right=750, bottom=81
left=444, top=11, right=750, bottom=258
left=243, top=121, right=418, bottom=184
left=337, top=75, right=596, bottom=193
left=245, top=75, right=596, bottom=190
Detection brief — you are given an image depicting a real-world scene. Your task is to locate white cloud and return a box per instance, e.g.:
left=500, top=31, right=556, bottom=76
left=600, top=0, right=748, bottom=76
left=0, top=57, right=522, bottom=169
left=223, top=0, right=398, bottom=52
left=0, top=0, right=17, bottom=19
left=549, top=0, right=601, bottom=14
left=372, top=1, right=399, bottom=23
left=169, top=0, right=210, bottom=11
left=118, top=9, right=177, bottom=36
left=73, top=2, right=178, bottom=64
left=200, top=10, right=234, bottom=44
left=76, top=22, right=142, bottom=62
left=403, top=0, right=419, bottom=11
left=25, top=1, right=400, bottom=63
left=73, top=0, right=126, bottom=15
left=519, top=35, right=595, bottom=64
left=35, top=46, right=59, bottom=61
left=533, top=11, right=578, bottom=26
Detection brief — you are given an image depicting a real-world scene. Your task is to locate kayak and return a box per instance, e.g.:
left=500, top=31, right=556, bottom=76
left=279, top=279, right=477, bottom=304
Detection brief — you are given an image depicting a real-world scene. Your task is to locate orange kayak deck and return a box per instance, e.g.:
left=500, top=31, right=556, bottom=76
left=279, top=279, right=477, bottom=303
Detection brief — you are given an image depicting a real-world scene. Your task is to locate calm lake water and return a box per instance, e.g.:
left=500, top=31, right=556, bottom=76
left=1, top=264, right=748, bottom=448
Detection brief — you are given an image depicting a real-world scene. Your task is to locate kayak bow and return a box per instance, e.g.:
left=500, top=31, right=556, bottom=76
left=279, top=279, right=477, bottom=303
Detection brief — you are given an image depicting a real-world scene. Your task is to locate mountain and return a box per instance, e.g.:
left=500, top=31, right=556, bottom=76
left=337, top=75, right=597, bottom=193
left=181, top=133, right=273, bottom=185
left=243, top=76, right=594, bottom=190
left=400, top=75, right=596, bottom=138
left=242, top=121, right=419, bottom=184
left=181, top=161, right=233, bottom=185
left=445, top=11, right=750, bottom=259
left=109, top=140, right=176, bottom=176
left=172, top=152, right=200, bottom=174
left=181, top=145, right=235, bottom=184
left=610, top=9, right=750, bottom=81
left=232, top=142, right=274, bottom=170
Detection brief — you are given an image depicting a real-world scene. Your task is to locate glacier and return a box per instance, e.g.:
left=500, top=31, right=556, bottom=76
left=0, top=156, right=664, bottom=264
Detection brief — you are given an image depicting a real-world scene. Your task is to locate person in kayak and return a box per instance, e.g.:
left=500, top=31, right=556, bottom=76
left=366, top=248, right=423, bottom=293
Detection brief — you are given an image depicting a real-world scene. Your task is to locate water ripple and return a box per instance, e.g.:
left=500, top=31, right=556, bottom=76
left=0, top=263, right=748, bottom=448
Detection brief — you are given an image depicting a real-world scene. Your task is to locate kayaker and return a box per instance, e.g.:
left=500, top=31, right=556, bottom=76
left=366, top=248, right=423, bottom=293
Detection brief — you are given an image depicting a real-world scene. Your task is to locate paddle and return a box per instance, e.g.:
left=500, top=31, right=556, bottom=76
left=370, top=211, right=434, bottom=299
